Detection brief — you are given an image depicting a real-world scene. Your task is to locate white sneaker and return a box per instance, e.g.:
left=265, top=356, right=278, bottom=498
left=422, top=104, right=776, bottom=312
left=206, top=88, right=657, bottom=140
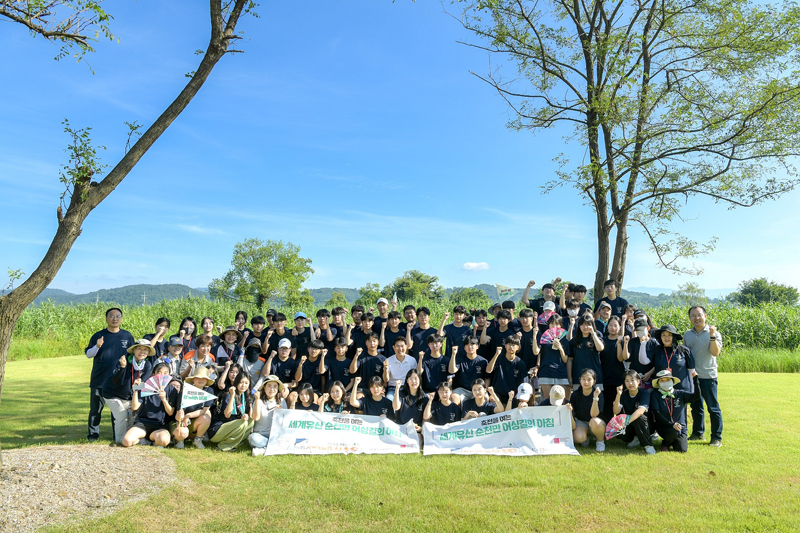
left=174, top=441, right=185, bottom=449
left=627, top=437, right=640, bottom=449
left=644, top=446, right=656, bottom=455
left=202, top=435, right=210, bottom=442
left=595, top=441, right=606, bottom=452
left=251, top=447, right=266, bottom=457
left=193, top=437, right=206, bottom=449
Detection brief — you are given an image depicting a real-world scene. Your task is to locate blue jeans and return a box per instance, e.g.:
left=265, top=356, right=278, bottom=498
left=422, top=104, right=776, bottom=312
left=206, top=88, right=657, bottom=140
left=88, top=387, right=106, bottom=440
left=690, top=378, right=723, bottom=440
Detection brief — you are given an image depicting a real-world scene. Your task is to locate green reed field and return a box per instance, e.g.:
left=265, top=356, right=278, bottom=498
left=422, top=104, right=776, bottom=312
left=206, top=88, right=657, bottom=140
left=0, top=356, right=798, bottom=532
left=9, top=298, right=800, bottom=371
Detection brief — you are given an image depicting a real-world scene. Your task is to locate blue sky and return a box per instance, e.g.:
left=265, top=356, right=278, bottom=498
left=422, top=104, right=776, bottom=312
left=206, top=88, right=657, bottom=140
left=2, top=1, right=799, bottom=296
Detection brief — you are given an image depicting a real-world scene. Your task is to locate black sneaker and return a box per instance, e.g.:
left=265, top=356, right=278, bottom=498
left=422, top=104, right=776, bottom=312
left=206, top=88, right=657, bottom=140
left=688, top=433, right=704, bottom=441
left=87, top=437, right=98, bottom=443
left=709, top=439, right=722, bottom=447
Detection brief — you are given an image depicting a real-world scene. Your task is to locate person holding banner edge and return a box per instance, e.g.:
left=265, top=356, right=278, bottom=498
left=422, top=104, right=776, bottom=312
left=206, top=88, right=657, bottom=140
left=570, top=369, right=607, bottom=452
left=423, top=382, right=462, bottom=426
left=350, top=376, right=395, bottom=419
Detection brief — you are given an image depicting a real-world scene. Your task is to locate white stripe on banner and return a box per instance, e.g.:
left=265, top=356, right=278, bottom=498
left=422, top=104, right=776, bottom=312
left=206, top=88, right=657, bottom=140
left=264, top=410, right=421, bottom=455
left=422, top=406, right=580, bottom=456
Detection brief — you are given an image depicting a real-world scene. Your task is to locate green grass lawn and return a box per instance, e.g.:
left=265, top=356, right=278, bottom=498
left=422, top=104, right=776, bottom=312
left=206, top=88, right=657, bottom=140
left=1, top=356, right=799, bottom=532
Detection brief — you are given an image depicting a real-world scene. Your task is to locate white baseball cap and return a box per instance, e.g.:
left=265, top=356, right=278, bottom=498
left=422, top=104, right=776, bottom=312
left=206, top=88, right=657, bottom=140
left=278, top=338, right=292, bottom=349
left=517, top=382, right=533, bottom=402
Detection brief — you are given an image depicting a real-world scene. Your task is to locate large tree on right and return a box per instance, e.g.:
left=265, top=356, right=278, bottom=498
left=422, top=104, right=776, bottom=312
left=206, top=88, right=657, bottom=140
left=456, top=0, right=800, bottom=300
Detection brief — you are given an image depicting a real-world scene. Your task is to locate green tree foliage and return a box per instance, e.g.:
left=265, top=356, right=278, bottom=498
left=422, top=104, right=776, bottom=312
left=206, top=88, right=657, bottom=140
left=456, top=0, right=800, bottom=301
left=325, top=291, right=349, bottom=309
left=671, top=282, right=708, bottom=308
left=354, top=283, right=385, bottom=308
left=209, top=238, right=314, bottom=310
left=448, top=287, right=492, bottom=308
left=0, top=0, right=256, bottom=467
left=285, top=288, right=315, bottom=309
left=0, top=0, right=114, bottom=63
left=383, top=270, right=444, bottom=302
left=727, top=278, right=799, bottom=307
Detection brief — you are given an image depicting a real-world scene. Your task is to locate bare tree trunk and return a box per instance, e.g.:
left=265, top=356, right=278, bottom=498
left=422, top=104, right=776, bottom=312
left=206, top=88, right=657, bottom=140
left=0, top=303, right=21, bottom=468
left=594, top=217, right=611, bottom=305
left=0, top=0, right=250, bottom=468
left=610, top=215, right=629, bottom=291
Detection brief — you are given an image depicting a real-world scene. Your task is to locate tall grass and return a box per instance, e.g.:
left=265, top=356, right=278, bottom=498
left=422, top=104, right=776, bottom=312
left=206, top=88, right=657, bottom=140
left=10, top=298, right=800, bottom=360
left=647, top=302, right=800, bottom=350
left=11, top=297, right=492, bottom=358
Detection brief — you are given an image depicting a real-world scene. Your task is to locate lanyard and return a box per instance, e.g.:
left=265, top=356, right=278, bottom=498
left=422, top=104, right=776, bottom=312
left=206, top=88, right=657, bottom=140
left=231, top=392, right=246, bottom=416
left=131, top=367, right=142, bottom=389
left=224, top=345, right=235, bottom=360
left=664, top=346, right=674, bottom=371
left=130, top=358, right=145, bottom=389
left=666, top=397, right=674, bottom=421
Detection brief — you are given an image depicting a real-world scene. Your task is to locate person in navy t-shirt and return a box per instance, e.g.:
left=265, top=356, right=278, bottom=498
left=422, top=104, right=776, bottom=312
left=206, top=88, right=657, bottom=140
left=460, top=378, right=504, bottom=419
left=486, top=336, right=528, bottom=405
left=349, top=376, right=394, bottom=419
left=423, top=382, right=462, bottom=426
left=142, top=317, right=170, bottom=360
left=449, top=336, right=489, bottom=401
left=569, top=369, right=607, bottom=452
left=320, top=338, right=353, bottom=393
left=439, top=306, right=472, bottom=359
left=611, top=370, right=656, bottom=454
left=391, top=369, right=427, bottom=430
left=349, top=333, right=386, bottom=394
left=85, top=307, right=135, bottom=442
left=593, top=279, right=629, bottom=318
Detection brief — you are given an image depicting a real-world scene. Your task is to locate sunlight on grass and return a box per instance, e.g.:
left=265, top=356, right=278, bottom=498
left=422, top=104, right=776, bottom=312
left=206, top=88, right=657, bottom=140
left=1, top=356, right=798, bottom=532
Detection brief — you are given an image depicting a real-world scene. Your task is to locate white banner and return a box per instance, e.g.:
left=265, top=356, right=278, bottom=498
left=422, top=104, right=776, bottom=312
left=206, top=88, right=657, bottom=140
left=265, top=410, right=421, bottom=455
left=181, top=382, right=217, bottom=409
left=422, top=406, right=580, bottom=456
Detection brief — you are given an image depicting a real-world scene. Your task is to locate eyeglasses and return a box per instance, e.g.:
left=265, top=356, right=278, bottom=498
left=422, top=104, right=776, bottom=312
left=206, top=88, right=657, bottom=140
left=108, top=315, right=122, bottom=319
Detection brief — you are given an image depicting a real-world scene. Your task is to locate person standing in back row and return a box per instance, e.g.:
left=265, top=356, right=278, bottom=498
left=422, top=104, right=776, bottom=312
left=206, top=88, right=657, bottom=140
left=85, top=307, right=135, bottom=442
left=684, top=305, right=723, bottom=447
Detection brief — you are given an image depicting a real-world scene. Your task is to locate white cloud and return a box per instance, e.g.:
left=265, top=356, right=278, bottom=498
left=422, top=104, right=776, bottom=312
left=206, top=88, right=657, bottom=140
left=178, top=224, right=228, bottom=236
left=463, top=262, right=489, bottom=271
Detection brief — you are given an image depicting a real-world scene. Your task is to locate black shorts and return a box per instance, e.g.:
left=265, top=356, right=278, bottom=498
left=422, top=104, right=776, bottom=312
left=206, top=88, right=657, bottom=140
left=132, top=421, right=168, bottom=438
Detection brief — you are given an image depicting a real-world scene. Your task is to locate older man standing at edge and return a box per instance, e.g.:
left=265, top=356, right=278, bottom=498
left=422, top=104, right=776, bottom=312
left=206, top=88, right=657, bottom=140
left=684, top=305, right=723, bottom=447
left=85, top=307, right=135, bottom=442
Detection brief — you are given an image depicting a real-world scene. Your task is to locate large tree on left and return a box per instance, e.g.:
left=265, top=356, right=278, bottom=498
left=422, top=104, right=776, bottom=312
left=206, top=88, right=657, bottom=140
left=0, top=0, right=257, bottom=466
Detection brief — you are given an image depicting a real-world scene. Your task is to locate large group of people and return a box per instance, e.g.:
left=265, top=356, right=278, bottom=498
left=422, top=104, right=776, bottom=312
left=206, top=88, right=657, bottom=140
left=86, top=279, right=723, bottom=455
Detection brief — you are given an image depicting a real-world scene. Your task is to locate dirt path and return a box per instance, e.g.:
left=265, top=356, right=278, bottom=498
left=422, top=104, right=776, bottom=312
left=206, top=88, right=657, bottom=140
left=0, top=445, right=176, bottom=532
